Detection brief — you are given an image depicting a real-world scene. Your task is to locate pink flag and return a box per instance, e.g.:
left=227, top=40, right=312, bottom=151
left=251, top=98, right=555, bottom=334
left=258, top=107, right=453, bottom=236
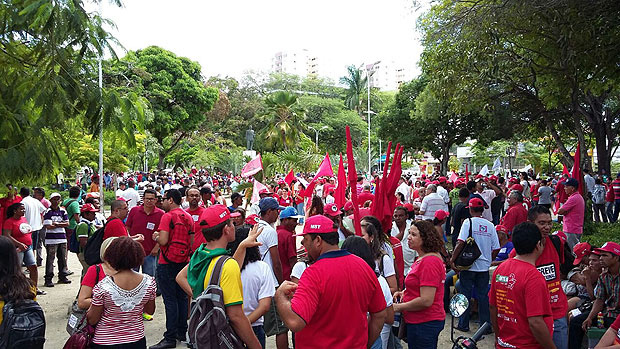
left=284, top=169, right=295, bottom=187
left=241, top=154, right=263, bottom=178
left=449, top=172, right=458, bottom=182
left=251, top=180, right=268, bottom=204
left=311, top=153, right=334, bottom=181
left=335, top=154, right=346, bottom=207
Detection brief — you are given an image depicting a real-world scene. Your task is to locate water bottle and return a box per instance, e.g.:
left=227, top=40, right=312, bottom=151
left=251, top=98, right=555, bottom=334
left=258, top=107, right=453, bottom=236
left=597, top=312, right=604, bottom=328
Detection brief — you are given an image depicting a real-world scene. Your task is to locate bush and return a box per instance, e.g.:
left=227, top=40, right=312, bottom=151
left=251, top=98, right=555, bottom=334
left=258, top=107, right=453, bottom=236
left=553, top=222, right=620, bottom=248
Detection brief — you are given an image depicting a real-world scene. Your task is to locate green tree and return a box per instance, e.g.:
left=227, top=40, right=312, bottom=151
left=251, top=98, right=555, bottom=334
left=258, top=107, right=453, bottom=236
left=106, top=46, right=219, bottom=169
left=340, top=65, right=367, bottom=116
left=260, top=91, right=306, bottom=150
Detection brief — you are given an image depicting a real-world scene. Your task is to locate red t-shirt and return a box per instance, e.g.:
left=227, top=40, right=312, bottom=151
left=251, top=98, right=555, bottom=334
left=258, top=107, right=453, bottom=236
left=0, top=196, right=21, bottom=230
left=402, top=255, right=445, bottom=324
left=186, top=206, right=206, bottom=253
left=81, top=264, right=106, bottom=288
left=291, top=250, right=386, bottom=348
left=609, top=315, right=620, bottom=344
left=2, top=216, right=32, bottom=246
left=489, top=258, right=553, bottom=348
left=278, top=196, right=293, bottom=207
left=509, top=236, right=568, bottom=320
left=157, top=208, right=194, bottom=264
left=358, top=192, right=375, bottom=206
left=125, top=206, right=164, bottom=254
left=501, top=204, right=528, bottom=233
left=103, top=218, right=127, bottom=240
left=276, top=225, right=297, bottom=281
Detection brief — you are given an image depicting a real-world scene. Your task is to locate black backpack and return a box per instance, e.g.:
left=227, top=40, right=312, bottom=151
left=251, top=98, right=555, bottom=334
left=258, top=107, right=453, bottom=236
left=0, top=300, right=46, bottom=348
left=187, top=256, right=244, bottom=349
left=83, top=219, right=116, bottom=265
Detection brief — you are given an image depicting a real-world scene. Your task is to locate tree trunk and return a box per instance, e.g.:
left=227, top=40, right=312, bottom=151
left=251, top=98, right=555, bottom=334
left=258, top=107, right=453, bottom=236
left=157, top=153, right=166, bottom=170
left=440, top=145, right=450, bottom=175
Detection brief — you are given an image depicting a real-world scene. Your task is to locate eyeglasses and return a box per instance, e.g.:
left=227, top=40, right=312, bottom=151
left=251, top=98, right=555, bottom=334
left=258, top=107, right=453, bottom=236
left=144, top=197, right=157, bottom=201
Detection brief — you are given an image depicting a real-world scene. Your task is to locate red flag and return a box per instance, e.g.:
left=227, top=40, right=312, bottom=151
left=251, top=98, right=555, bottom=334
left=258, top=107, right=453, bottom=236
left=562, top=164, right=570, bottom=176
left=284, top=169, right=295, bottom=187
left=465, top=164, right=470, bottom=182
left=371, top=143, right=404, bottom=232
left=335, top=154, right=346, bottom=207
left=572, top=144, right=583, bottom=194
left=346, top=127, right=362, bottom=236
left=302, top=180, right=316, bottom=198
left=241, top=154, right=263, bottom=178
left=311, top=153, right=334, bottom=181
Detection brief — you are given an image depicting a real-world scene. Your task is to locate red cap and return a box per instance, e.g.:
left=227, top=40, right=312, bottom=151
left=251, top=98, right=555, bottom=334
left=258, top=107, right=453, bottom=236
left=199, top=204, right=231, bottom=228
left=245, top=214, right=260, bottom=225
left=343, top=201, right=354, bottom=211
left=434, top=209, right=449, bottom=221
left=230, top=211, right=241, bottom=218
left=509, top=177, right=519, bottom=184
left=489, top=175, right=498, bottom=181
left=510, top=184, right=524, bottom=193
left=258, top=188, right=273, bottom=195
left=404, top=203, right=414, bottom=212
left=432, top=180, right=439, bottom=185
left=358, top=207, right=372, bottom=218
left=324, top=203, right=341, bottom=217
left=595, top=242, right=620, bottom=256
left=495, top=224, right=508, bottom=234
left=80, top=203, right=98, bottom=213
left=573, top=242, right=592, bottom=265
left=475, top=174, right=483, bottom=179
left=295, top=215, right=336, bottom=236
left=467, top=198, right=485, bottom=208
left=439, top=176, right=447, bottom=183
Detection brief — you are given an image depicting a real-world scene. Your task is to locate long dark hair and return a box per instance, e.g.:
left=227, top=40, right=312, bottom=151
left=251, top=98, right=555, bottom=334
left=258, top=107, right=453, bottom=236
left=0, top=236, right=34, bottom=302
left=226, top=226, right=261, bottom=271
left=6, top=202, right=22, bottom=219
left=308, top=195, right=324, bottom=216
left=341, top=236, right=378, bottom=277
left=361, top=215, right=389, bottom=262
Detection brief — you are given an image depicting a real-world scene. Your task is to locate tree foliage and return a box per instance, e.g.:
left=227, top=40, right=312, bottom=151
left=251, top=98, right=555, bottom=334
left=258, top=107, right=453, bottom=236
left=260, top=91, right=306, bottom=151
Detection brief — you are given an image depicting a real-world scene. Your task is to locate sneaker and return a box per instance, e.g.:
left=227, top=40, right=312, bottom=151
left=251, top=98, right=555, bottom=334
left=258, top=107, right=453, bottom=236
left=63, top=270, right=74, bottom=276
left=58, top=278, right=72, bottom=284
left=143, top=313, right=153, bottom=321
left=36, top=289, right=47, bottom=295
left=43, top=281, right=54, bottom=287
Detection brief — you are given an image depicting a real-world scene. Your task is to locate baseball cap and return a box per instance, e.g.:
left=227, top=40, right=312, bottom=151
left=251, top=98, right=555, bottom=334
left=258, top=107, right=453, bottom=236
left=343, top=201, right=354, bottom=212
left=466, top=197, right=485, bottom=208
left=85, top=192, right=100, bottom=199
left=573, top=242, right=592, bottom=265
left=230, top=211, right=241, bottom=218
left=324, top=203, right=341, bottom=217
left=403, top=203, right=414, bottom=212
left=439, top=176, right=447, bottom=183
left=245, top=214, right=260, bottom=225
left=280, top=206, right=303, bottom=220
left=565, top=178, right=579, bottom=188
left=50, top=192, right=61, bottom=200
left=199, top=204, right=231, bottom=228
left=80, top=203, right=98, bottom=213
left=258, top=188, right=273, bottom=195
left=434, top=209, right=449, bottom=221
left=295, top=215, right=337, bottom=236
left=495, top=224, right=508, bottom=234
left=595, top=242, right=620, bottom=256
left=259, top=197, right=285, bottom=212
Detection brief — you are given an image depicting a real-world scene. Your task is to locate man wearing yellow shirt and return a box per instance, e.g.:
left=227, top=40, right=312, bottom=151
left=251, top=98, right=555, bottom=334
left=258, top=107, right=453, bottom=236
left=176, top=204, right=261, bottom=349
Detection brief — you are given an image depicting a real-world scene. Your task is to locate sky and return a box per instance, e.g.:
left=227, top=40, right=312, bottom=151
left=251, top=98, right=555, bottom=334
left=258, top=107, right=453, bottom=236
left=95, top=0, right=427, bottom=82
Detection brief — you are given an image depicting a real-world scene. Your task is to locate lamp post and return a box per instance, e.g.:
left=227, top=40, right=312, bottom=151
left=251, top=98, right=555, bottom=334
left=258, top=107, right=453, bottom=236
left=308, top=125, right=328, bottom=150
left=365, top=61, right=380, bottom=177
left=506, top=146, right=516, bottom=177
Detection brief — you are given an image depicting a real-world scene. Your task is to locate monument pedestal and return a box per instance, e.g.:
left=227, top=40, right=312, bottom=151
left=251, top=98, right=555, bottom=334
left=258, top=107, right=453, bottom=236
left=243, top=150, right=257, bottom=158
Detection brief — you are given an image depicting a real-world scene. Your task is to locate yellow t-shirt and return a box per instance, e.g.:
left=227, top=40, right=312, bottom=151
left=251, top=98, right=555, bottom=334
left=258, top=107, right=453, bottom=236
left=0, top=289, right=36, bottom=325
left=202, top=256, right=243, bottom=307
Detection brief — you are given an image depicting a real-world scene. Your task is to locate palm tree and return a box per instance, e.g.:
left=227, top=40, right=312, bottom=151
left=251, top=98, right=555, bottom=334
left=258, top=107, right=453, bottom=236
left=261, top=91, right=306, bottom=150
left=340, top=65, right=367, bottom=116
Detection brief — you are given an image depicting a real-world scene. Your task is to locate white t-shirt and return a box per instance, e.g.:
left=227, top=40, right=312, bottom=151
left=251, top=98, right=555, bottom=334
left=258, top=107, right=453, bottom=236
left=378, top=275, right=393, bottom=349
left=325, top=195, right=335, bottom=204
left=457, top=217, right=500, bottom=272
left=257, top=219, right=279, bottom=285
left=390, top=221, right=410, bottom=238
left=420, top=193, right=445, bottom=220
left=291, top=261, right=308, bottom=281
left=436, top=185, right=450, bottom=210
left=241, top=261, right=276, bottom=326
left=478, top=189, right=496, bottom=222
left=401, top=228, right=418, bottom=276
left=375, top=253, right=396, bottom=278
left=396, top=183, right=411, bottom=203
left=21, top=196, right=46, bottom=231
left=122, top=188, right=141, bottom=209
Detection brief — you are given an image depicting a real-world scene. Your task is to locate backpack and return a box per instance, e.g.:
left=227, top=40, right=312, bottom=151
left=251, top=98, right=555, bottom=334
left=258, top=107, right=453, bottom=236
left=64, top=200, right=80, bottom=253
left=160, top=212, right=193, bottom=264
left=0, top=300, right=46, bottom=348
left=84, top=219, right=116, bottom=265
left=454, top=218, right=482, bottom=270
left=549, top=234, right=575, bottom=276
left=592, top=185, right=606, bottom=205
left=188, top=256, right=244, bottom=349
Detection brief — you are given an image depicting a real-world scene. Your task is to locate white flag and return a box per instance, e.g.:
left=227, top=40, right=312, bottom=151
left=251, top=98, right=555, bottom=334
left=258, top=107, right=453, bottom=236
left=492, top=157, right=501, bottom=171
left=479, top=164, right=489, bottom=176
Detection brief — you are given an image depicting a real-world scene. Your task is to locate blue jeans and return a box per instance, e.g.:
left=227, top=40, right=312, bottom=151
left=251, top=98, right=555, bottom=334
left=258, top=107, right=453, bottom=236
left=553, top=316, right=568, bottom=349
left=458, top=270, right=490, bottom=330
left=296, top=203, right=304, bottom=224
left=157, top=262, right=188, bottom=341
left=370, top=336, right=382, bottom=349
left=142, top=254, right=157, bottom=277
left=614, top=199, right=620, bottom=222
left=406, top=320, right=444, bottom=348
left=252, top=325, right=265, bottom=349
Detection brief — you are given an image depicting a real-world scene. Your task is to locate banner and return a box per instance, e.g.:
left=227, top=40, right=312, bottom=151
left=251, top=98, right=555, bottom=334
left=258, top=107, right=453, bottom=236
left=479, top=164, right=489, bottom=176
left=250, top=180, right=268, bottom=204
left=241, top=154, right=263, bottom=178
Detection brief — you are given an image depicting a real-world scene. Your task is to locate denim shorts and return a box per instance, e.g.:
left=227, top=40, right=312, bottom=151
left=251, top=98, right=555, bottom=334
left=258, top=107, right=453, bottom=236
left=18, top=245, right=36, bottom=266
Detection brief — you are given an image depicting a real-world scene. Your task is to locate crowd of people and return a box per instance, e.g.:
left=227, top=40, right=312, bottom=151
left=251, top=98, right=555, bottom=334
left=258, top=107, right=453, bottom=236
left=1, top=166, right=620, bottom=348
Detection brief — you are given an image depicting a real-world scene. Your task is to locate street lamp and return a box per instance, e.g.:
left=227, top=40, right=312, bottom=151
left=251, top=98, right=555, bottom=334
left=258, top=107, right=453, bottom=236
left=308, top=125, right=328, bottom=150
left=365, top=61, right=381, bottom=177
left=506, top=146, right=516, bottom=177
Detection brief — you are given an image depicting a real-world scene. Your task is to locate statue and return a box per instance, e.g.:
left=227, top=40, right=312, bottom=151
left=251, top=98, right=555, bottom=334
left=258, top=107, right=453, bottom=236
left=246, top=127, right=255, bottom=150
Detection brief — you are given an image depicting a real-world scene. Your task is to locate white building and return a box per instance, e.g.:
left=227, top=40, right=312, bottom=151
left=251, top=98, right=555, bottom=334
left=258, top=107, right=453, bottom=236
left=368, top=61, right=409, bottom=91
left=272, top=49, right=319, bottom=77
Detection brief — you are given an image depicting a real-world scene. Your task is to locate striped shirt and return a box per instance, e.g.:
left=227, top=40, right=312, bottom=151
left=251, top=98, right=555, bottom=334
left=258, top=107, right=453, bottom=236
left=43, top=208, right=68, bottom=244
left=91, top=274, right=156, bottom=345
left=594, top=271, right=620, bottom=318
left=612, top=179, right=620, bottom=199
left=420, top=193, right=446, bottom=220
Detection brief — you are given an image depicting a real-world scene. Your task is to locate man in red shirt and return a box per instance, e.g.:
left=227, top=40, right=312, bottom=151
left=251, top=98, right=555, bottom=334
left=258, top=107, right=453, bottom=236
left=126, top=188, right=164, bottom=278
left=274, top=215, right=387, bottom=348
left=490, top=222, right=556, bottom=348
left=501, top=190, right=528, bottom=234
left=184, top=187, right=205, bottom=252
left=510, top=205, right=574, bottom=349
left=358, top=185, right=375, bottom=207
left=103, top=199, right=131, bottom=240
left=276, top=207, right=301, bottom=281
left=611, top=173, right=620, bottom=222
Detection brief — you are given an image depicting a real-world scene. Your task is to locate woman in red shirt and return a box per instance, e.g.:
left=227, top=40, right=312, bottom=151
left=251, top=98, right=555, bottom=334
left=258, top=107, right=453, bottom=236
left=2, top=202, right=40, bottom=294
left=393, top=220, right=446, bottom=348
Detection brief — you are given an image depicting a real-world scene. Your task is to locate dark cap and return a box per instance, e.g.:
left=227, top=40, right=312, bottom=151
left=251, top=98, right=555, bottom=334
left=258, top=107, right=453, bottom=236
left=565, top=178, right=579, bottom=188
